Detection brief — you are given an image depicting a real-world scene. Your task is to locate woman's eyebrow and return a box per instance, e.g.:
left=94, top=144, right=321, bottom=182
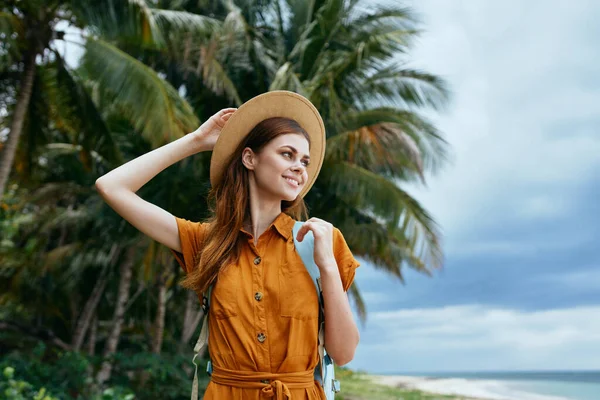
left=280, top=145, right=310, bottom=159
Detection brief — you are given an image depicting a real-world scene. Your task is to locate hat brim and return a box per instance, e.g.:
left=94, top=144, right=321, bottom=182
left=210, top=90, right=325, bottom=199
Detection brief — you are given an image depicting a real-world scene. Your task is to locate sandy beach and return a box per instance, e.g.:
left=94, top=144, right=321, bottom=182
left=369, top=375, right=570, bottom=400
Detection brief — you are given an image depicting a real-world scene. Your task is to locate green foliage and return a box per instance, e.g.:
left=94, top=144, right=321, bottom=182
left=109, top=351, right=202, bottom=400
left=1, top=366, right=59, bottom=400
left=94, top=387, right=135, bottom=400
left=0, top=343, right=201, bottom=399
left=2, top=0, right=450, bottom=398
left=1, top=343, right=91, bottom=398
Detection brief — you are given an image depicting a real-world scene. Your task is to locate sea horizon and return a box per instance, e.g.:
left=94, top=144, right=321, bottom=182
left=379, top=369, right=600, bottom=382
left=371, top=370, right=600, bottom=400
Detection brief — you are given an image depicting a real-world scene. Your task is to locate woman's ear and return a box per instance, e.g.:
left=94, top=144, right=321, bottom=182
left=241, top=147, right=256, bottom=171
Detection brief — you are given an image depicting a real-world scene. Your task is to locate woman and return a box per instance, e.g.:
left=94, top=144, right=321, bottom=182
left=96, top=90, right=360, bottom=399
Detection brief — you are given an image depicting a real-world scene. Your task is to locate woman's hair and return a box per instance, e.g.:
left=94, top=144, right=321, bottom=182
left=180, top=117, right=311, bottom=294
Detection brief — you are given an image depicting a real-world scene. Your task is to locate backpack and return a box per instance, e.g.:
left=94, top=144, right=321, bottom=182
left=189, top=221, right=340, bottom=400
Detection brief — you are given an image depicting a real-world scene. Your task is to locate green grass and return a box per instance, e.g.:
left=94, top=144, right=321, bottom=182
left=335, top=368, right=476, bottom=400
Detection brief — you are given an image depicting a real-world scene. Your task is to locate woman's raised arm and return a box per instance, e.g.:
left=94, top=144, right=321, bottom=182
left=95, top=108, right=237, bottom=252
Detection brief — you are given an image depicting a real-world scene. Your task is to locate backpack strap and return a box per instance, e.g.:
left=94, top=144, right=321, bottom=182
left=292, top=221, right=327, bottom=385
left=191, top=285, right=212, bottom=400
left=292, top=221, right=322, bottom=300
left=292, top=221, right=341, bottom=398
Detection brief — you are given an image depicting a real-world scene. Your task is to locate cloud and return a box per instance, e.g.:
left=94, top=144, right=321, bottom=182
left=539, top=269, right=600, bottom=292
left=401, top=0, right=600, bottom=247
left=351, top=304, right=600, bottom=372
left=351, top=1, right=600, bottom=372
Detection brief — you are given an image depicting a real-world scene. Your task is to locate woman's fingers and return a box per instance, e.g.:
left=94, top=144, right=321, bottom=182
left=295, top=221, right=312, bottom=242
left=296, top=218, right=328, bottom=242
left=218, top=107, right=238, bottom=115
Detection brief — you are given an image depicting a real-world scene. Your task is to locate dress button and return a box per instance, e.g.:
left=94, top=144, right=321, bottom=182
left=254, top=256, right=262, bottom=265
left=257, top=332, right=266, bottom=343
left=254, top=292, right=263, bottom=301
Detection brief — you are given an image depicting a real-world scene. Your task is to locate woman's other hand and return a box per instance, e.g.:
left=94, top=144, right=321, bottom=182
left=295, top=217, right=336, bottom=272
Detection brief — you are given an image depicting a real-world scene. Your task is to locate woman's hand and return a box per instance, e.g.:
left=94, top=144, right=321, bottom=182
left=295, top=218, right=337, bottom=272
left=191, top=108, right=237, bottom=151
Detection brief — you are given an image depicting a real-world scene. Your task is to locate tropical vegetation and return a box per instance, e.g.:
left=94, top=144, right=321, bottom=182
left=0, top=0, right=449, bottom=397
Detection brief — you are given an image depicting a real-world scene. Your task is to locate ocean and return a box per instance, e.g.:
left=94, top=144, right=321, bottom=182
left=389, top=371, right=600, bottom=400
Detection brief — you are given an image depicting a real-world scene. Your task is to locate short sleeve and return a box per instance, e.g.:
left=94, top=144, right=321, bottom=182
left=170, top=216, right=207, bottom=275
left=332, top=227, right=360, bottom=292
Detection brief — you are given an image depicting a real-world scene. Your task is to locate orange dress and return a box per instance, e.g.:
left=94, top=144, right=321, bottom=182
left=170, top=212, right=360, bottom=399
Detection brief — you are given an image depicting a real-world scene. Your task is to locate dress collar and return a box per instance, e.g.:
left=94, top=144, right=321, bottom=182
left=240, top=212, right=295, bottom=241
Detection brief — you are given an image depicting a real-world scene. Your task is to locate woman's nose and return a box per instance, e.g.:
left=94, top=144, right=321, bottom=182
left=290, top=162, right=305, bottom=173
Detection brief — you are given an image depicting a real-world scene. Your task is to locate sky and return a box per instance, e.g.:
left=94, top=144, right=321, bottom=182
left=348, top=0, right=600, bottom=373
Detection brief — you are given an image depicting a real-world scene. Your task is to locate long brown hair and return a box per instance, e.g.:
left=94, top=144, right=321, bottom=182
left=180, top=117, right=311, bottom=294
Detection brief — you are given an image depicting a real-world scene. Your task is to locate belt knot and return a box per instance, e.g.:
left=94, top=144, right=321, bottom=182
left=210, top=365, right=314, bottom=399
left=261, top=379, right=292, bottom=399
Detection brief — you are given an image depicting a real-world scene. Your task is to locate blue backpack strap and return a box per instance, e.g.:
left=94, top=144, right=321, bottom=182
left=293, top=221, right=340, bottom=398
left=292, top=221, right=322, bottom=300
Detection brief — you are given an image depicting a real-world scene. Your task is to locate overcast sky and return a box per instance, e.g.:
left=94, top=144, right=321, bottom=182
left=350, top=0, right=600, bottom=373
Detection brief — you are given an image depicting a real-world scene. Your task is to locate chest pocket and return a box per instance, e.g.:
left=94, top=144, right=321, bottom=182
left=211, top=265, right=240, bottom=319
left=278, top=257, right=319, bottom=320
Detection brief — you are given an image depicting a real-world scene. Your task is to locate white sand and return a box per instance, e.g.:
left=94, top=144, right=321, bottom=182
left=370, top=375, right=570, bottom=400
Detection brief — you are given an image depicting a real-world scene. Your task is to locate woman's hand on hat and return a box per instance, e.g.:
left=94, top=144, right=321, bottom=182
left=191, top=108, right=237, bottom=151
left=295, top=218, right=337, bottom=272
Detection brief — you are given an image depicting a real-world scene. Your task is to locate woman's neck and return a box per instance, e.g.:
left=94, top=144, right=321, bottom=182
left=245, top=180, right=282, bottom=244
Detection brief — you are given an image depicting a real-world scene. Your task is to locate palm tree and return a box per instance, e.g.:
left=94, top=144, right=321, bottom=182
left=0, top=0, right=236, bottom=384
left=0, top=1, right=450, bottom=397
left=177, top=0, right=450, bottom=320
left=2, top=0, right=449, bottom=353
left=0, top=0, right=223, bottom=198
left=85, top=0, right=450, bottom=323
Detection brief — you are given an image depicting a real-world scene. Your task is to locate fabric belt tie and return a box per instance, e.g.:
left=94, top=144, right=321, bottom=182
left=211, top=365, right=315, bottom=399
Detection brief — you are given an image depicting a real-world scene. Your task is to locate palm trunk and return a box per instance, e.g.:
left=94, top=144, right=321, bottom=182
left=72, top=266, right=109, bottom=351
left=96, top=247, right=136, bottom=386
left=0, top=50, right=36, bottom=199
left=151, top=269, right=169, bottom=354
left=87, top=314, right=98, bottom=356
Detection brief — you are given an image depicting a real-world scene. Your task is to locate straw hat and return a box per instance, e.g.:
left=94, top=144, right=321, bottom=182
left=210, top=90, right=326, bottom=198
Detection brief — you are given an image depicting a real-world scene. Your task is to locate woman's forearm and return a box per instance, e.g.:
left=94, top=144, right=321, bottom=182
left=93, top=109, right=235, bottom=252
left=320, top=263, right=360, bottom=366
left=94, top=132, right=211, bottom=252
left=95, top=132, right=208, bottom=192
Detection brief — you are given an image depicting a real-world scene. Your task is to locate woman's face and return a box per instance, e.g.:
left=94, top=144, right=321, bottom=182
left=244, top=133, right=310, bottom=202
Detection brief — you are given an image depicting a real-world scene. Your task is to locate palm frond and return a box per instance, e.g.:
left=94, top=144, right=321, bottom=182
left=0, top=11, right=24, bottom=70
left=45, top=55, right=124, bottom=166
left=339, top=107, right=448, bottom=176
left=72, top=0, right=164, bottom=47
left=42, top=243, right=81, bottom=271
left=326, top=122, right=424, bottom=182
left=347, top=4, right=416, bottom=29
left=358, top=65, right=450, bottom=110
left=198, top=46, right=243, bottom=105
left=269, top=62, right=307, bottom=95
left=26, top=181, right=89, bottom=206
left=319, top=161, right=442, bottom=269
left=326, top=205, right=440, bottom=277
left=292, top=0, right=348, bottom=78
left=151, top=9, right=221, bottom=40
left=347, top=281, right=366, bottom=325
left=82, top=38, right=199, bottom=146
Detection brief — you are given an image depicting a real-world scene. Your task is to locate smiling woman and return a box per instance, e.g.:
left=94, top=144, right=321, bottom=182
left=96, top=90, right=360, bottom=400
